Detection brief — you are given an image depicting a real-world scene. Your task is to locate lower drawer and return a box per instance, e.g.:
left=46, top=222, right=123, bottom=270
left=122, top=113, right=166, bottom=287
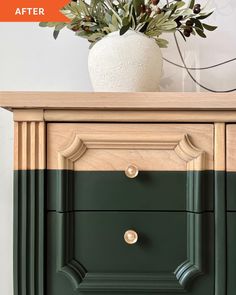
left=227, top=212, right=236, bottom=295
left=46, top=212, right=214, bottom=295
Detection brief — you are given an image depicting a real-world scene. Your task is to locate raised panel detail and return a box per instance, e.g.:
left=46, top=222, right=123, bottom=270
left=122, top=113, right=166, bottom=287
left=54, top=128, right=208, bottom=292
left=55, top=212, right=209, bottom=292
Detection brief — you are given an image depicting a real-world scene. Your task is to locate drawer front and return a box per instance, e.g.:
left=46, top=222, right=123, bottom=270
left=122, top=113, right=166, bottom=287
left=47, top=212, right=214, bottom=294
left=47, top=124, right=214, bottom=212
left=227, top=212, right=236, bottom=295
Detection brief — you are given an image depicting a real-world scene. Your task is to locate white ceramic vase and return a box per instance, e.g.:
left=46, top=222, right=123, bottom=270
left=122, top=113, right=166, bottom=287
left=88, top=30, right=163, bottom=92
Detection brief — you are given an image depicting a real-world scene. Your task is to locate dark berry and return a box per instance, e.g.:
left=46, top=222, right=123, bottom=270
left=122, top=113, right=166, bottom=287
left=72, top=25, right=80, bottom=32
left=186, top=20, right=194, bottom=27
left=146, top=7, right=152, bottom=15
left=83, top=26, right=90, bottom=32
left=85, top=16, right=94, bottom=22
left=193, top=4, right=201, bottom=14
left=188, top=27, right=193, bottom=33
left=140, top=4, right=146, bottom=13
left=184, top=29, right=191, bottom=37
left=193, top=7, right=201, bottom=14
left=152, top=0, right=160, bottom=5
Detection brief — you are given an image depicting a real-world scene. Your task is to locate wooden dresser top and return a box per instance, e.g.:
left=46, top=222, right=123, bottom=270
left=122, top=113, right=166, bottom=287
left=1, top=92, right=236, bottom=111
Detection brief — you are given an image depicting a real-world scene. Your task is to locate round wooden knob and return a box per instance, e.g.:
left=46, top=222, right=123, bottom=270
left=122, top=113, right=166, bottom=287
left=124, top=230, right=138, bottom=245
left=125, top=165, right=139, bottom=178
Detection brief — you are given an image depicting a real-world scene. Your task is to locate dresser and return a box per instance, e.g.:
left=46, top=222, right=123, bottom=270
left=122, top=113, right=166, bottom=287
left=1, top=92, right=236, bottom=295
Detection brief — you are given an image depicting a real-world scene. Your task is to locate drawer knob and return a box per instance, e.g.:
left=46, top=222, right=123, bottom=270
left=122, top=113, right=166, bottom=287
left=125, top=165, right=139, bottom=179
left=124, top=230, right=138, bottom=245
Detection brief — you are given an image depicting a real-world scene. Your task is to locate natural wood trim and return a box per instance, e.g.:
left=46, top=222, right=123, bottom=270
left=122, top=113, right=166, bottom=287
left=58, top=133, right=205, bottom=171
left=14, top=122, right=46, bottom=170
left=48, top=124, right=213, bottom=171
left=1, top=91, right=236, bottom=111
left=226, top=125, right=236, bottom=172
left=44, top=110, right=236, bottom=122
left=214, top=123, right=226, bottom=171
left=14, top=109, right=44, bottom=122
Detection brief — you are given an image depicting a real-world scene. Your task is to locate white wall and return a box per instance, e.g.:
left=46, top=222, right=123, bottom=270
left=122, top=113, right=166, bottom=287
left=0, top=1, right=236, bottom=294
left=0, top=109, right=13, bottom=295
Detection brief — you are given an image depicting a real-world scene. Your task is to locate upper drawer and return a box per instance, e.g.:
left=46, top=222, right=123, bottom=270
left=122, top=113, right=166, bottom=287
left=47, top=124, right=214, bottom=212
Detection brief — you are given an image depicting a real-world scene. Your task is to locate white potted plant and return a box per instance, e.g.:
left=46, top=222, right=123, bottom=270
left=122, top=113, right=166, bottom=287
left=40, top=0, right=216, bottom=92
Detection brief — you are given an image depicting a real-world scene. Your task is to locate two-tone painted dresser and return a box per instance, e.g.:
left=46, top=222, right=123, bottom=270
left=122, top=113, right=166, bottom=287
left=1, top=92, right=236, bottom=295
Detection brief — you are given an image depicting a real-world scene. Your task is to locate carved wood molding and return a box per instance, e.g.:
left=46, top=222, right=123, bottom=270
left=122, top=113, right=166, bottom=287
left=14, top=122, right=46, bottom=170
left=58, top=132, right=205, bottom=171
left=56, top=132, right=206, bottom=292
left=14, top=121, right=46, bottom=295
left=174, top=213, right=204, bottom=288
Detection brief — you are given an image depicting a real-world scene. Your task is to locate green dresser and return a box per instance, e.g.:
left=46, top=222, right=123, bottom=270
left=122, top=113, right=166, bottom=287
left=0, top=92, right=234, bottom=295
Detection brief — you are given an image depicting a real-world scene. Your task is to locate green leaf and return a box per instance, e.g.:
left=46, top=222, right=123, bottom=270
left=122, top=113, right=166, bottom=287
left=176, top=1, right=186, bottom=9
left=120, top=24, right=130, bottom=35
left=112, top=14, right=119, bottom=29
left=180, top=8, right=194, bottom=16
left=192, top=18, right=203, bottom=30
left=105, top=13, right=112, bottom=24
left=156, top=38, right=169, bottom=48
left=88, top=32, right=104, bottom=42
left=202, top=23, right=217, bottom=31
left=195, top=28, right=206, bottom=38
left=197, top=11, right=214, bottom=20
left=55, top=23, right=67, bottom=31
left=133, top=0, right=144, bottom=16
left=189, top=0, right=195, bottom=9
left=39, top=22, right=48, bottom=27
left=39, top=22, right=59, bottom=28
left=108, top=23, right=117, bottom=32
left=53, top=30, right=60, bottom=40
left=159, top=21, right=177, bottom=31
left=122, top=16, right=130, bottom=26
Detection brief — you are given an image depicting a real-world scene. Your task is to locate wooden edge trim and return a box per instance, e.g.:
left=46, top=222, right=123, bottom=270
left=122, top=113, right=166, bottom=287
left=14, top=109, right=44, bottom=122
left=214, top=122, right=226, bottom=295
left=1, top=92, right=236, bottom=111
left=44, top=110, right=236, bottom=122
left=214, top=123, right=226, bottom=171
left=10, top=108, right=236, bottom=123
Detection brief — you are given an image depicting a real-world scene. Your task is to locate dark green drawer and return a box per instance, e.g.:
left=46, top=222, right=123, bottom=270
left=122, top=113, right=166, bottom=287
left=227, top=172, right=236, bottom=210
left=47, top=212, right=214, bottom=294
left=227, top=212, right=236, bottom=295
left=47, top=170, right=214, bottom=212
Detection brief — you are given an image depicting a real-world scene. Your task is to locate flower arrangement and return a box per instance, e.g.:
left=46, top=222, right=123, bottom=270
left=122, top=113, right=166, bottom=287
left=40, top=0, right=216, bottom=48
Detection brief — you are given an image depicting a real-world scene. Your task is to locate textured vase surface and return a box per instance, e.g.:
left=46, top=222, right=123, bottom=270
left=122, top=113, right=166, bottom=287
left=88, top=30, right=163, bottom=92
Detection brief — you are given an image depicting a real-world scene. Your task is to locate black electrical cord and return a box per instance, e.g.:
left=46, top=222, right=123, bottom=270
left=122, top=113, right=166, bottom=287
left=163, top=56, right=236, bottom=71
left=173, top=33, right=236, bottom=93
left=165, top=0, right=236, bottom=92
